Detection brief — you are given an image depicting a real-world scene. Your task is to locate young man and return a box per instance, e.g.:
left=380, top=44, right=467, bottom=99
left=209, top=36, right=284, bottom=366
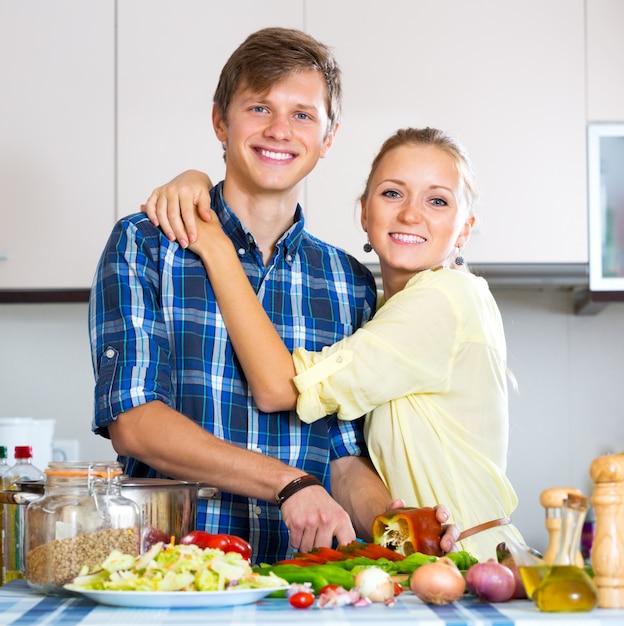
left=90, top=27, right=454, bottom=564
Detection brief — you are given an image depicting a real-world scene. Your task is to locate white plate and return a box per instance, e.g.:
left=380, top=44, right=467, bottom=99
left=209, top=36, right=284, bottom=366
left=66, top=586, right=289, bottom=608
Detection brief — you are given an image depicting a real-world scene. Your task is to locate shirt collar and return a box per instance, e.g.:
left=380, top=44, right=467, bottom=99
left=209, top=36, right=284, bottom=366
left=210, top=181, right=306, bottom=261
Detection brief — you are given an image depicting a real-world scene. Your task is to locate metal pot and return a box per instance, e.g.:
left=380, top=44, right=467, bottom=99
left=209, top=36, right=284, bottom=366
left=119, top=478, right=217, bottom=551
left=0, top=477, right=218, bottom=554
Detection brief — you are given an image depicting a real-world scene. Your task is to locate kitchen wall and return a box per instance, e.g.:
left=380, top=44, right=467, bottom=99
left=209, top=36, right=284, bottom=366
left=1, top=293, right=622, bottom=553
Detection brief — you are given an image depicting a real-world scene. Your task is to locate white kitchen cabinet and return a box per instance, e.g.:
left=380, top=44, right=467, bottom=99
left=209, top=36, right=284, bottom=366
left=304, top=0, right=588, bottom=265
left=116, top=0, right=304, bottom=216
left=0, top=0, right=597, bottom=294
left=0, top=0, right=115, bottom=291
left=587, top=0, right=624, bottom=122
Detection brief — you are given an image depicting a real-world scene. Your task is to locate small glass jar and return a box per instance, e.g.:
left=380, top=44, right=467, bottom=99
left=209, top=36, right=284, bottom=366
left=24, top=461, right=140, bottom=595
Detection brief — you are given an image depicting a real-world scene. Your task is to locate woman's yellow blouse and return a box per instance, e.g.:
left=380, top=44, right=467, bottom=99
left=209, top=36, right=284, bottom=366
left=292, top=268, right=523, bottom=561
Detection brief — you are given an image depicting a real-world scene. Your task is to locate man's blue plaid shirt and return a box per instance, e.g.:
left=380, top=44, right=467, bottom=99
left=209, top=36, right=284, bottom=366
left=88, top=182, right=377, bottom=563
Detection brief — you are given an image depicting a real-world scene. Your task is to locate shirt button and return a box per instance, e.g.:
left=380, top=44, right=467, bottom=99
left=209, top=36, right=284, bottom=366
left=238, top=248, right=245, bottom=256
left=105, top=349, right=115, bottom=359
left=254, top=505, right=262, bottom=516
left=286, top=254, right=292, bottom=262
left=336, top=355, right=343, bottom=363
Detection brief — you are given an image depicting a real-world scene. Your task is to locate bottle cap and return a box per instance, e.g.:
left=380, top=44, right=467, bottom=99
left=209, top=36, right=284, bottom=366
left=0, top=446, right=6, bottom=459
left=14, top=445, right=33, bottom=459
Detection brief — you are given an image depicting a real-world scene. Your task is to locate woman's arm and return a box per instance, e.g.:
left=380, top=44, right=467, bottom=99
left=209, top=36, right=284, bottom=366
left=189, top=212, right=299, bottom=411
left=142, top=170, right=214, bottom=248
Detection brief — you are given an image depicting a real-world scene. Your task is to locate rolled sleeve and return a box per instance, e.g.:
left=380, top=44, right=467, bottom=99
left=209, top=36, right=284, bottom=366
left=293, top=348, right=354, bottom=422
left=89, top=217, right=174, bottom=436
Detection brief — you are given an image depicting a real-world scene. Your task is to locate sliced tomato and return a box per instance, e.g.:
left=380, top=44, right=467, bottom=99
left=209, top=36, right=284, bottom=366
left=313, top=547, right=346, bottom=562
left=393, top=582, right=404, bottom=596
left=319, top=583, right=341, bottom=595
left=347, top=543, right=405, bottom=561
left=336, top=540, right=362, bottom=554
left=292, top=552, right=328, bottom=564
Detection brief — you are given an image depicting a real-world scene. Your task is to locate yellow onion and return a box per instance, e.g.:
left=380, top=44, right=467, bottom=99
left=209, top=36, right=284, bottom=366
left=410, top=557, right=466, bottom=605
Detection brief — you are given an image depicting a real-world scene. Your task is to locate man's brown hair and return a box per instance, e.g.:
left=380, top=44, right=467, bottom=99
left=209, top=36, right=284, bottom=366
left=213, top=27, right=342, bottom=135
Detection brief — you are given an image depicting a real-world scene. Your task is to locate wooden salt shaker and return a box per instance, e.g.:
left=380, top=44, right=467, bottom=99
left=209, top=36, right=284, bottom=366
left=590, top=453, right=624, bottom=608
left=540, top=486, right=584, bottom=566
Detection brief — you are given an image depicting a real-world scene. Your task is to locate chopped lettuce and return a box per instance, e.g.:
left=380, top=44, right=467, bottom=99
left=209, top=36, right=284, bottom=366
left=64, top=542, right=288, bottom=593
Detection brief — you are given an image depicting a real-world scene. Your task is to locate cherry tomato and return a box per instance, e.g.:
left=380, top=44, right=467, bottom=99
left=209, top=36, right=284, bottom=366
left=289, top=591, right=315, bottom=609
left=393, top=581, right=404, bottom=596
left=318, top=584, right=341, bottom=595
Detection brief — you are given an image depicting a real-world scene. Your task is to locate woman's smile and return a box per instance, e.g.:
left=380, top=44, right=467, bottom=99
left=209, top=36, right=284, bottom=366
left=389, top=232, right=426, bottom=245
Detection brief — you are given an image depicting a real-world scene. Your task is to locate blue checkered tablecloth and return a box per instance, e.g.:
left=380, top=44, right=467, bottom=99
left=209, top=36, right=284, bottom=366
left=2, top=579, right=624, bottom=625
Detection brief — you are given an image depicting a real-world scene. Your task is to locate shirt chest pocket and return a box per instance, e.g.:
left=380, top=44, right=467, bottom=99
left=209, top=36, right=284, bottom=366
left=289, top=317, right=355, bottom=351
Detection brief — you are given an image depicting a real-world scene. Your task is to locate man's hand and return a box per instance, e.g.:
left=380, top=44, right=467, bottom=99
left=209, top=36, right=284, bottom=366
left=141, top=170, right=214, bottom=247
left=279, top=485, right=356, bottom=553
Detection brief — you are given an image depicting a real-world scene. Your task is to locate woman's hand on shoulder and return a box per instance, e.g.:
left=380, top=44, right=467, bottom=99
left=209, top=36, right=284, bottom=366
left=187, top=208, right=232, bottom=261
left=141, top=169, right=214, bottom=248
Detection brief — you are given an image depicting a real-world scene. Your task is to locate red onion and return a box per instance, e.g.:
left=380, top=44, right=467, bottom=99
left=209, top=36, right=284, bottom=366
left=465, top=559, right=516, bottom=603
left=498, top=556, right=527, bottom=598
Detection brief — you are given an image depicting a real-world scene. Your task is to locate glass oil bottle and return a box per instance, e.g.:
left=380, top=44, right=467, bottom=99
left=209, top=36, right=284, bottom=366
left=532, top=492, right=598, bottom=612
left=3, top=446, right=44, bottom=584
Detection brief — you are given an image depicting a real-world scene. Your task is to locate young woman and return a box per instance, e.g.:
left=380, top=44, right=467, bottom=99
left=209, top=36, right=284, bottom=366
left=144, top=127, right=523, bottom=560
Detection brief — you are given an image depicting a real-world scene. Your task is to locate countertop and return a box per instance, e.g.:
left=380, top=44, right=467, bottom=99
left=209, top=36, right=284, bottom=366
left=2, top=579, right=624, bottom=625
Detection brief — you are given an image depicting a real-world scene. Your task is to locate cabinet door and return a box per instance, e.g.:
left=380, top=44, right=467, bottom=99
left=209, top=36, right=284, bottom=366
left=304, top=0, right=587, bottom=264
left=587, top=0, right=624, bottom=122
left=0, top=0, right=115, bottom=289
left=117, top=0, right=304, bottom=216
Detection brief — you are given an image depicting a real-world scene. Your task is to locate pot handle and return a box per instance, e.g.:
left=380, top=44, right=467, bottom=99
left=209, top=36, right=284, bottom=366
left=0, top=490, right=41, bottom=505
left=197, top=484, right=218, bottom=500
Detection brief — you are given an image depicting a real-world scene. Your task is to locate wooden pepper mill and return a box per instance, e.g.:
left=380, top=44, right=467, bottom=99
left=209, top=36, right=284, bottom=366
left=540, top=486, right=585, bottom=566
left=590, top=453, right=624, bottom=608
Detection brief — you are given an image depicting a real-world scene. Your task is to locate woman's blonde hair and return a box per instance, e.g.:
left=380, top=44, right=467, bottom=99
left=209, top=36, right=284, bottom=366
left=362, top=127, right=479, bottom=216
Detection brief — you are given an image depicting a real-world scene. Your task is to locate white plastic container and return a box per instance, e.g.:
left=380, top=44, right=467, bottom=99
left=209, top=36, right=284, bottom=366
left=0, top=418, right=55, bottom=470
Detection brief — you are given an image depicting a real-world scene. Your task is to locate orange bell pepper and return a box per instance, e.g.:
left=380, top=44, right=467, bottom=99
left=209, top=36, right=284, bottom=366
left=371, top=506, right=443, bottom=557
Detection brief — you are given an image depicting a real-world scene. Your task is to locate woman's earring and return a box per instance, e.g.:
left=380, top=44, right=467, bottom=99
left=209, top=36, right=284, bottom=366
left=363, top=240, right=373, bottom=253
left=455, top=247, right=465, bottom=266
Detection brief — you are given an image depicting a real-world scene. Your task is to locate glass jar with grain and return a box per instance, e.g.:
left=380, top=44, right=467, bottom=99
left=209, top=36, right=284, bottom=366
left=24, top=461, right=140, bottom=595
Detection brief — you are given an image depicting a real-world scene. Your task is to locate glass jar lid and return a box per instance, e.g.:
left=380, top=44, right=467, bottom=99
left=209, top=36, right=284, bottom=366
left=44, top=461, right=124, bottom=479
